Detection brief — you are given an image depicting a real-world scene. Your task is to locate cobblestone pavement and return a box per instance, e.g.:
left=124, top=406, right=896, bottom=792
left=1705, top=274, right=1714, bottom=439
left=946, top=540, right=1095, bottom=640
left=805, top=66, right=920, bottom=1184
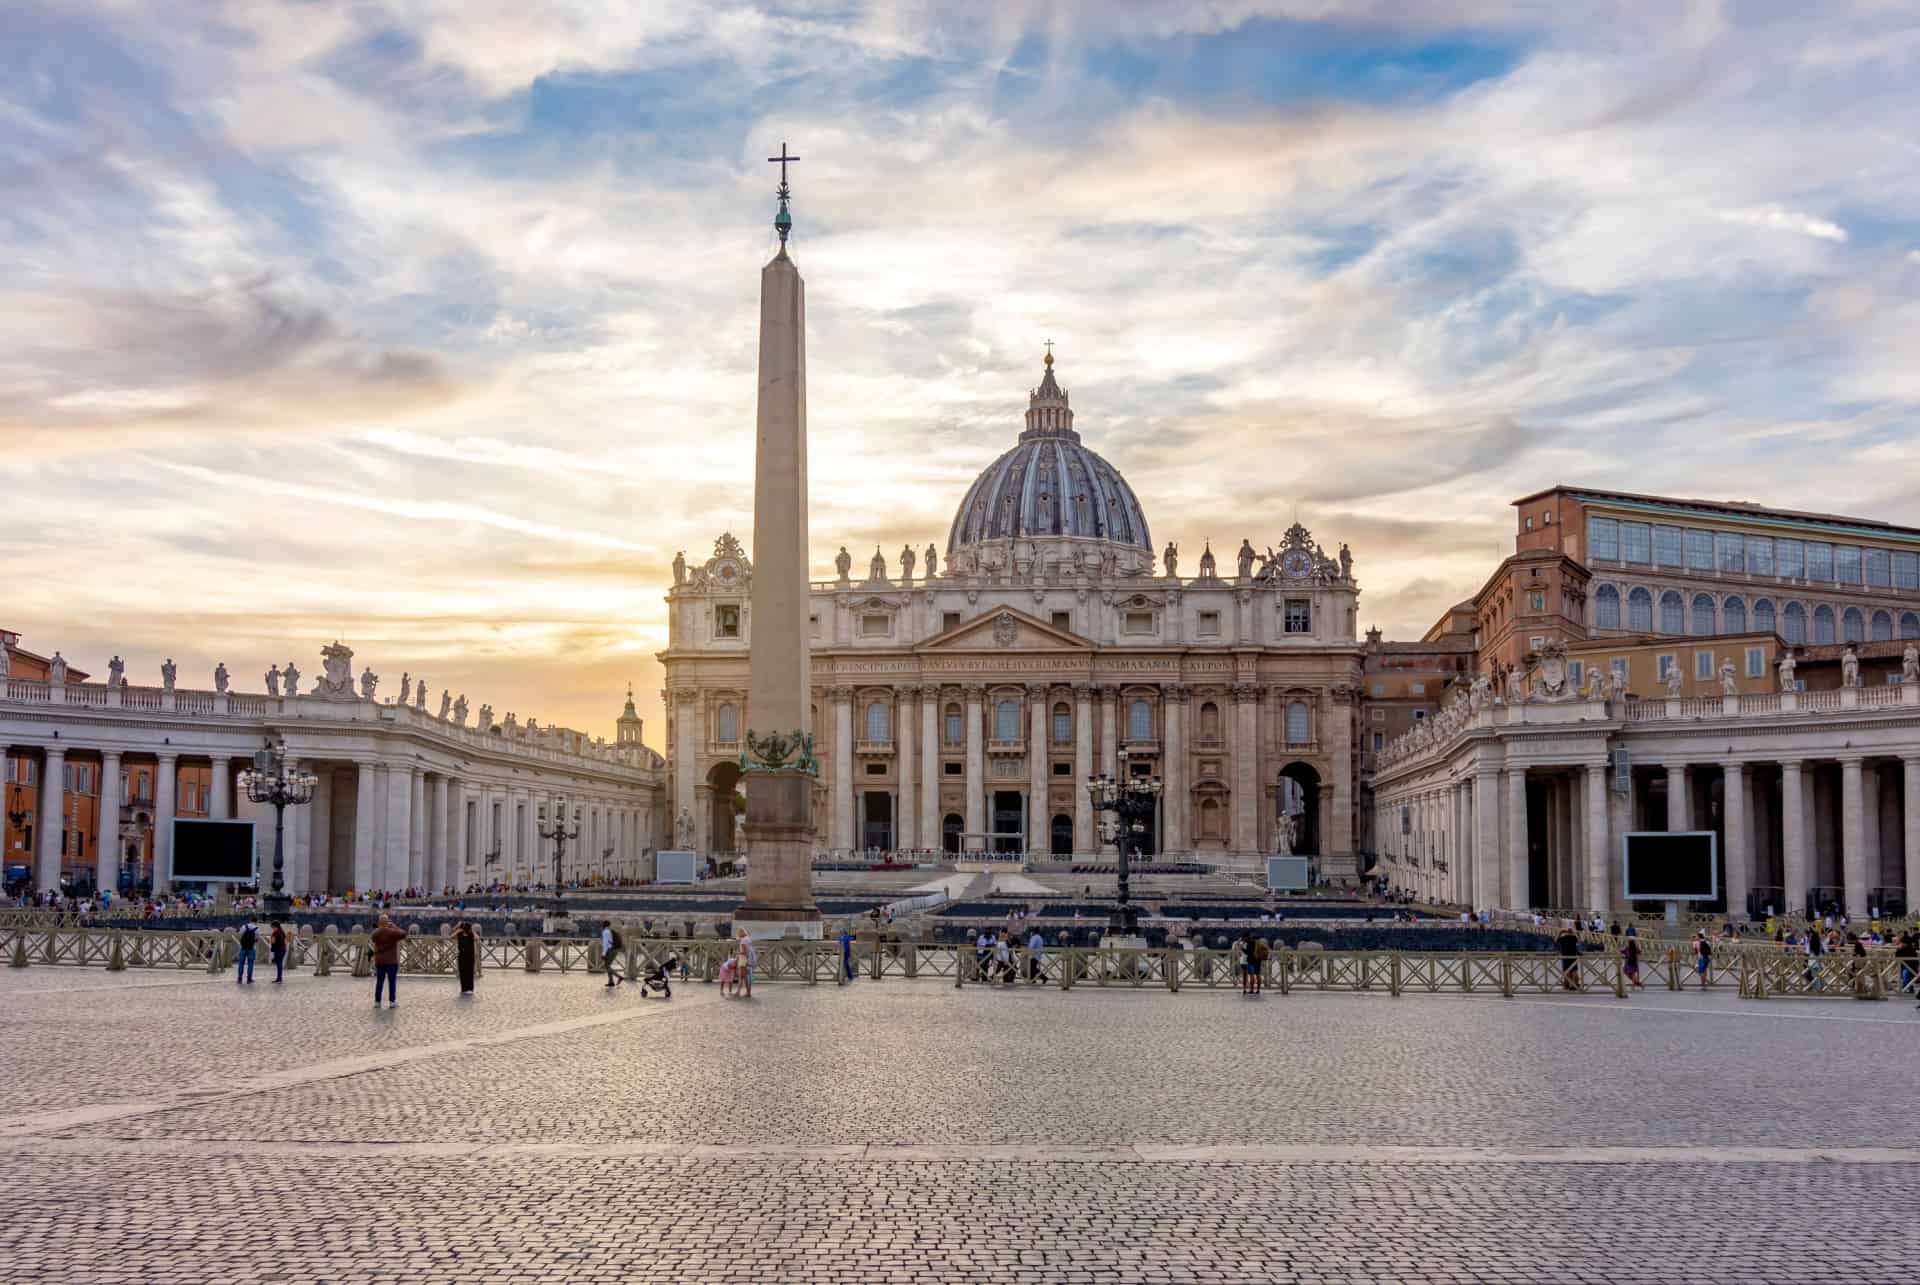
left=5, top=969, right=1918, bottom=1283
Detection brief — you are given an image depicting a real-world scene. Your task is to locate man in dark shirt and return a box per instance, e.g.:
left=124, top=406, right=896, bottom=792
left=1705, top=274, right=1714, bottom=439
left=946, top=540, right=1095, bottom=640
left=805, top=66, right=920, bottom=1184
left=1555, top=924, right=1581, bottom=990
left=369, top=914, right=408, bottom=1007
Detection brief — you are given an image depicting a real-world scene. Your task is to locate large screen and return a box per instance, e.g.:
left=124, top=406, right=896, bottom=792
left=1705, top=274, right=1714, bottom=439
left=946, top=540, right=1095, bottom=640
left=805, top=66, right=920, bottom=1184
left=1622, top=831, right=1718, bottom=901
left=655, top=849, right=698, bottom=885
left=170, top=819, right=256, bottom=882
left=1266, top=856, right=1310, bottom=892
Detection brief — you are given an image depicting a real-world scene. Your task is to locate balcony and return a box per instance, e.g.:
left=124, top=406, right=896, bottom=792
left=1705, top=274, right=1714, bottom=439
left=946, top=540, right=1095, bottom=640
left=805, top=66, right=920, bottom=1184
left=854, top=739, right=894, bottom=756
left=986, top=737, right=1026, bottom=755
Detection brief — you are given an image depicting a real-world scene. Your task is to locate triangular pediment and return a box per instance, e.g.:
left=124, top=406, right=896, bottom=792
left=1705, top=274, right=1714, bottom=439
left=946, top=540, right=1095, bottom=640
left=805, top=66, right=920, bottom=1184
left=918, top=606, right=1092, bottom=653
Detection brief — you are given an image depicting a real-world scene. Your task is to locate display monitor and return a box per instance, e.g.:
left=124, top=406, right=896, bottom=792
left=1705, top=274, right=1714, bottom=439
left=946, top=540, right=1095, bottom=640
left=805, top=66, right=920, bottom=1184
left=169, top=818, right=257, bottom=882
left=1622, top=831, right=1718, bottom=901
left=655, top=849, right=698, bottom=885
left=1266, top=856, right=1310, bottom=892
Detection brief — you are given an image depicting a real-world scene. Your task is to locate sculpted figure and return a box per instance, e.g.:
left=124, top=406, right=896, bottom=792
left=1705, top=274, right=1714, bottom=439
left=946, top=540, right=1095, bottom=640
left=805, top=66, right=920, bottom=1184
left=398, top=672, right=411, bottom=706
left=1163, top=541, right=1178, bottom=578
left=835, top=546, right=852, bottom=583
left=0, top=641, right=8, bottom=678
left=900, top=544, right=916, bottom=583
left=672, top=550, right=687, bottom=586
left=1468, top=671, right=1492, bottom=712
left=1777, top=651, right=1797, bottom=692
left=283, top=661, right=300, bottom=695
left=477, top=703, right=493, bottom=732
left=439, top=690, right=452, bottom=720
left=50, top=651, right=69, bottom=684
left=503, top=712, right=518, bottom=736
left=1339, top=543, right=1353, bottom=579
left=1841, top=647, right=1861, bottom=689
left=107, top=655, right=124, bottom=687
left=209, top=663, right=226, bottom=694
left=159, top=657, right=175, bottom=691
left=1719, top=660, right=1738, bottom=696
left=264, top=665, right=281, bottom=696
left=1664, top=665, right=1683, bottom=697
left=1237, top=539, right=1256, bottom=579
left=360, top=668, right=378, bottom=700
left=1273, top=813, right=1295, bottom=856
left=1904, top=643, right=1919, bottom=683
left=453, top=695, right=469, bottom=726
left=1507, top=663, right=1527, bottom=703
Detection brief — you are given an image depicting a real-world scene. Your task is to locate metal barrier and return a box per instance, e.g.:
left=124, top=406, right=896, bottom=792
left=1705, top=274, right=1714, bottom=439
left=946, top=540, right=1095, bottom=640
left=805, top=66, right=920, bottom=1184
left=1737, top=953, right=1902, bottom=1000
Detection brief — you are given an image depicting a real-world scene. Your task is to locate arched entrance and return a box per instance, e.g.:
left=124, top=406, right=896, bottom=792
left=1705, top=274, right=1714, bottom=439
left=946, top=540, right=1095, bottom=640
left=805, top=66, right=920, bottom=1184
left=1277, top=762, right=1321, bottom=855
left=707, top=761, right=743, bottom=853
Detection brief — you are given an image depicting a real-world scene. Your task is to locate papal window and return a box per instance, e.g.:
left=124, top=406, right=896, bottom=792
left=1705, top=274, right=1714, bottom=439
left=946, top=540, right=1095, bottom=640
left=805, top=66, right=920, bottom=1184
left=1594, top=584, right=1621, bottom=629
left=716, top=702, right=738, bottom=742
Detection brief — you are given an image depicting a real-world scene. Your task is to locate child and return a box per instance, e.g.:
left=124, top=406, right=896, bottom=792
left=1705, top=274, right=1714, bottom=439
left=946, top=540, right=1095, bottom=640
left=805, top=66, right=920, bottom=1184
left=717, top=954, right=736, bottom=996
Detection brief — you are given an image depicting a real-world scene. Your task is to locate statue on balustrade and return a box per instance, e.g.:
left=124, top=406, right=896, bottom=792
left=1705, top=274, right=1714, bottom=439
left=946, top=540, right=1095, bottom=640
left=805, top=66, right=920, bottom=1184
left=398, top=672, right=411, bottom=706
left=1468, top=671, right=1492, bottom=712
left=925, top=543, right=938, bottom=579
left=1236, top=539, right=1256, bottom=580
left=265, top=665, right=281, bottom=696
left=360, top=667, right=378, bottom=700
left=476, top=703, right=492, bottom=732
left=316, top=642, right=356, bottom=700
left=1339, top=543, right=1353, bottom=580
left=835, top=546, right=852, bottom=584
left=1507, top=663, right=1527, bottom=703
left=0, top=643, right=8, bottom=678
left=1905, top=643, right=1919, bottom=684
left=283, top=661, right=299, bottom=696
left=1841, top=647, right=1861, bottom=689
left=49, top=651, right=68, bottom=684
left=453, top=695, right=469, bottom=726
left=213, top=663, right=229, bottom=694
left=159, top=657, right=174, bottom=691
left=1163, top=541, right=1178, bottom=578
left=900, top=544, right=916, bottom=583
left=503, top=712, right=518, bottom=736
left=1777, top=651, right=1797, bottom=692
left=1664, top=665, right=1683, bottom=697
left=672, top=550, right=687, bottom=586
left=1719, top=661, right=1738, bottom=696
left=439, top=690, right=452, bottom=720
left=107, top=655, right=124, bottom=688
left=415, top=683, right=428, bottom=712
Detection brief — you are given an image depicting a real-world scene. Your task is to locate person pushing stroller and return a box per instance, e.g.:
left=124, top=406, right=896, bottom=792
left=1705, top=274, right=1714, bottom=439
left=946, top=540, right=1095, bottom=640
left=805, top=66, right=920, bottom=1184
left=639, top=951, right=678, bottom=999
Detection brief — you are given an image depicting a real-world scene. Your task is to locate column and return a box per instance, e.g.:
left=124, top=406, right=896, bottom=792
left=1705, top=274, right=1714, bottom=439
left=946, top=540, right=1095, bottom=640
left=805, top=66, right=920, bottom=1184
left=1162, top=686, right=1186, bottom=854
left=1474, top=768, right=1499, bottom=912
left=1722, top=762, right=1749, bottom=921
left=36, top=746, right=66, bottom=895
left=1506, top=768, right=1528, bottom=910
left=1780, top=760, right=1806, bottom=914
left=352, top=762, right=377, bottom=892
left=1073, top=685, right=1094, bottom=854
left=407, top=768, right=427, bottom=889
left=308, top=768, right=333, bottom=894
left=896, top=687, right=916, bottom=851
left=151, top=753, right=177, bottom=893
left=672, top=690, right=699, bottom=851
left=1327, top=686, right=1354, bottom=859
left=430, top=774, right=451, bottom=892
left=96, top=751, right=122, bottom=896
left=1861, top=764, right=1881, bottom=898
left=1544, top=781, right=1564, bottom=905
left=1231, top=684, right=1259, bottom=854
left=287, top=759, right=311, bottom=895
left=383, top=765, right=411, bottom=891
left=208, top=755, right=231, bottom=820
left=831, top=687, right=854, bottom=851
left=1027, top=684, right=1049, bottom=856
left=963, top=685, right=985, bottom=851
left=1666, top=764, right=1690, bottom=831
left=919, top=692, right=940, bottom=854
left=1098, top=686, right=1118, bottom=855
left=1584, top=764, right=1610, bottom=914
left=1840, top=756, right=1867, bottom=918
left=1905, top=757, right=1920, bottom=919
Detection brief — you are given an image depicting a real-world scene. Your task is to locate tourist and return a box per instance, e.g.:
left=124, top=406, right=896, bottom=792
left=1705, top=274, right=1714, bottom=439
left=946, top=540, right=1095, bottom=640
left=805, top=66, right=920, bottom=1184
left=992, top=932, right=1013, bottom=984
left=1691, top=932, right=1712, bottom=985
left=1622, top=935, right=1642, bottom=989
left=1239, top=930, right=1257, bottom=996
left=840, top=924, right=855, bottom=982
left=268, top=919, right=288, bottom=984
left=1555, top=923, right=1581, bottom=989
left=601, top=920, right=624, bottom=987
left=235, top=919, right=257, bottom=985
left=1893, top=931, right=1917, bottom=998
left=370, top=914, right=407, bottom=1007
left=1027, top=926, right=1046, bottom=983
left=453, top=919, right=478, bottom=995
left=1803, top=927, right=1825, bottom=992
left=975, top=929, right=992, bottom=980
left=1252, top=934, right=1269, bottom=993
left=735, top=929, right=756, bottom=999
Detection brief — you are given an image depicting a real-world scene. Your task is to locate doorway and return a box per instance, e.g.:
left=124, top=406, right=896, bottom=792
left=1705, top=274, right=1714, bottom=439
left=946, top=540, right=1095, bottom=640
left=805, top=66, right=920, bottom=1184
left=861, top=792, right=894, bottom=852
left=991, top=790, right=1024, bottom=854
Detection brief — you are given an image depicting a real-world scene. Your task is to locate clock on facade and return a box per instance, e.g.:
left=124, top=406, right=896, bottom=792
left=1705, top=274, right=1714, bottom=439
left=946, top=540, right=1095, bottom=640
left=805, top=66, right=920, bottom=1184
left=1282, top=549, right=1313, bottom=579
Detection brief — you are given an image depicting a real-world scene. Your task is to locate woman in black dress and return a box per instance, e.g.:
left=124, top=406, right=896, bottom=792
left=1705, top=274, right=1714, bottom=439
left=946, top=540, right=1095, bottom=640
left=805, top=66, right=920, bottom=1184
left=454, top=919, right=478, bottom=995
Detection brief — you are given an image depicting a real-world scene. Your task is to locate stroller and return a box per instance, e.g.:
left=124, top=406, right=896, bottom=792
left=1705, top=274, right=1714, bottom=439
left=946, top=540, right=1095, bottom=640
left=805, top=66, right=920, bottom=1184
left=639, top=953, right=678, bottom=999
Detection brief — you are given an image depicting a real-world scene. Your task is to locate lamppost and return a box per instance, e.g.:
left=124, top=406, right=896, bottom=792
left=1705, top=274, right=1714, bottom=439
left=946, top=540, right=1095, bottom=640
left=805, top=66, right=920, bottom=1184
left=238, top=737, right=317, bottom=918
left=537, top=797, right=581, bottom=915
left=1086, top=756, right=1163, bottom=939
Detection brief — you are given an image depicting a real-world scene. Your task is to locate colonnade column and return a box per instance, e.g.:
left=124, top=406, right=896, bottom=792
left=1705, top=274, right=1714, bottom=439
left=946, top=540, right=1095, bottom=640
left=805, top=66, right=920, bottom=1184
left=1072, top=685, right=1094, bottom=854
left=919, top=693, right=940, bottom=854
left=36, top=746, right=66, bottom=895
left=1584, top=764, right=1610, bottom=914
left=352, top=762, right=377, bottom=892
left=1327, top=686, right=1354, bottom=859
left=430, top=774, right=451, bottom=892
left=1162, top=686, right=1186, bottom=855
left=1098, top=686, right=1118, bottom=855
left=830, top=687, right=854, bottom=852
left=1905, top=757, right=1920, bottom=918
left=1666, top=764, right=1690, bottom=830
left=1722, top=762, right=1749, bottom=921
left=963, top=686, right=985, bottom=852
left=153, top=752, right=177, bottom=894
left=96, top=750, right=121, bottom=896
left=1780, top=760, right=1806, bottom=914
left=1230, top=684, right=1259, bottom=855
left=672, top=690, right=698, bottom=853
left=308, top=769, right=333, bottom=894
left=383, top=766, right=411, bottom=891
left=288, top=759, right=311, bottom=895
left=409, top=768, right=427, bottom=889
left=1026, top=684, right=1049, bottom=857
left=1473, top=768, right=1499, bottom=913
left=209, top=755, right=231, bottom=820
left=1606, top=769, right=1632, bottom=913
left=1506, top=768, right=1528, bottom=910
left=896, top=686, right=916, bottom=851
left=1840, top=756, right=1867, bottom=918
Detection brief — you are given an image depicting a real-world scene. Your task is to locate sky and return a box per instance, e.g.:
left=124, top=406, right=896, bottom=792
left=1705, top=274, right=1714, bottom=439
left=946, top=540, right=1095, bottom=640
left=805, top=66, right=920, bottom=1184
left=5, top=1, right=1920, bottom=742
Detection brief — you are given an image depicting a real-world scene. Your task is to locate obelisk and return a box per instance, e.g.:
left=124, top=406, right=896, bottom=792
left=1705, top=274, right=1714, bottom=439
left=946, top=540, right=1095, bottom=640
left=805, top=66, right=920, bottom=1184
left=735, top=143, right=822, bottom=939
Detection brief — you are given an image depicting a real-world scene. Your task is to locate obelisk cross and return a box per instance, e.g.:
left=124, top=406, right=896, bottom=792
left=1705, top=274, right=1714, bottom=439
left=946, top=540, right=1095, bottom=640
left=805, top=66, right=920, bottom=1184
left=768, top=142, right=800, bottom=244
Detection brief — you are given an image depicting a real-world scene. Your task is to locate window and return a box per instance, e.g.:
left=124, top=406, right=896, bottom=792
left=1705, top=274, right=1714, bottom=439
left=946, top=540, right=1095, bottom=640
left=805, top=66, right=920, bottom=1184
left=716, top=703, right=739, bottom=742
left=1807, top=542, right=1834, bottom=581
left=1569, top=660, right=1584, bottom=689
left=1128, top=699, right=1153, bottom=741
left=1588, top=517, right=1619, bottom=560
left=1895, top=551, right=1919, bottom=590
left=809, top=615, right=821, bottom=638
left=1716, top=532, right=1744, bottom=573
left=1660, top=591, right=1684, bottom=634
left=994, top=699, right=1020, bottom=740
left=1777, top=539, right=1805, bottom=578
left=1411, top=708, right=1426, bottom=722
left=715, top=604, right=741, bottom=638
left=1053, top=761, right=1072, bottom=776
left=1051, top=611, right=1071, bottom=631
left=1865, top=548, right=1892, bottom=588
left=1723, top=596, right=1746, bottom=633
left=944, top=704, right=962, bottom=745
left=1052, top=703, right=1071, bottom=743
left=1746, top=646, right=1765, bottom=678
left=1691, top=593, right=1716, bottom=636
left=1835, top=545, right=1862, bottom=584
left=1628, top=587, right=1654, bottom=632
left=1783, top=601, right=1807, bottom=643
left=864, top=762, right=886, bottom=776
left=1197, top=611, right=1221, bottom=637
left=1746, top=536, right=1774, bottom=576
left=1622, top=522, right=1652, bottom=563
left=1529, top=636, right=1546, bottom=651
left=1903, top=612, right=1920, bottom=639
left=1123, top=611, right=1155, bottom=635
left=1685, top=529, right=1714, bottom=571
left=864, top=701, right=889, bottom=741
left=1524, top=516, right=1534, bottom=530
left=1410, top=682, right=1426, bottom=695
left=859, top=613, right=890, bottom=638
left=1813, top=604, right=1836, bottom=644
left=1199, top=797, right=1224, bottom=840
left=1752, top=598, right=1774, bottom=634
left=1872, top=610, right=1894, bottom=642
left=1527, top=590, right=1546, bottom=611
left=1842, top=607, right=1865, bottom=643
left=1543, top=509, right=1553, bottom=525
left=1695, top=651, right=1714, bottom=680
left=1283, top=599, right=1311, bottom=633
left=942, top=611, right=961, bottom=632
left=1610, top=657, right=1629, bottom=686
left=1286, top=701, right=1310, bottom=745
left=1594, top=584, right=1621, bottom=628
left=1371, top=708, right=1385, bottom=723
left=1657, top=653, right=1677, bottom=681
left=1372, top=732, right=1384, bottom=751
left=944, top=762, right=962, bottom=777
left=1200, top=701, right=1221, bottom=739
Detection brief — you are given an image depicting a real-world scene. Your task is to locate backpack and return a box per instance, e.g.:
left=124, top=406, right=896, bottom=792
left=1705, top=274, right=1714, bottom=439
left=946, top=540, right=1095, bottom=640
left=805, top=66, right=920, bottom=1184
left=608, top=929, right=623, bottom=951
left=1254, top=939, right=1270, bottom=962
left=239, top=927, right=257, bottom=949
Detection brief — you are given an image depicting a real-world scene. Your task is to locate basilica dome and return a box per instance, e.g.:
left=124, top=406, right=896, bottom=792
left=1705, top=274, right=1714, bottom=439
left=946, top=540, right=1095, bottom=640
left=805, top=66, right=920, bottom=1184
left=945, top=352, right=1152, bottom=572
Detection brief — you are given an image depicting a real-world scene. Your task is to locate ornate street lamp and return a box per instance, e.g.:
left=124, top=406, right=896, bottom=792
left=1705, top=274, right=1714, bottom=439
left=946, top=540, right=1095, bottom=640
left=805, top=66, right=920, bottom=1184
left=1085, top=754, right=1163, bottom=939
left=537, top=797, right=581, bottom=915
left=238, top=737, right=317, bottom=918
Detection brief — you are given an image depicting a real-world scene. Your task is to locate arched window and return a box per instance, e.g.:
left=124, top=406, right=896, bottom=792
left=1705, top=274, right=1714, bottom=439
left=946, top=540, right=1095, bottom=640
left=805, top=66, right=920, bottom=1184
left=1871, top=610, right=1894, bottom=642
left=1198, top=797, right=1223, bottom=840
left=1628, top=587, right=1654, bottom=632
left=1813, top=605, right=1836, bottom=644
left=1783, top=601, right=1807, bottom=644
left=716, top=703, right=738, bottom=742
left=1594, top=584, right=1621, bottom=629
left=1199, top=701, right=1221, bottom=739
left=995, top=699, right=1020, bottom=740
left=1128, top=699, right=1153, bottom=741
left=1842, top=607, right=1865, bottom=643
left=1752, top=598, right=1775, bottom=635
left=1902, top=612, right=1920, bottom=639
left=864, top=700, right=889, bottom=741
left=1286, top=700, right=1310, bottom=745
left=1722, top=596, right=1745, bottom=634
left=944, top=703, right=962, bottom=745
left=1690, top=593, right=1716, bottom=636
left=1660, top=591, right=1684, bottom=635
left=1052, top=702, right=1071, bottom=743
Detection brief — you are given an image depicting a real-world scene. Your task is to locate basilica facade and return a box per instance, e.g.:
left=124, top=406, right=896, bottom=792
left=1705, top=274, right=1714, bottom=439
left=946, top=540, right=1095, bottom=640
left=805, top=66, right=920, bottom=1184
left=660, top=354, right=1365, bottom=875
